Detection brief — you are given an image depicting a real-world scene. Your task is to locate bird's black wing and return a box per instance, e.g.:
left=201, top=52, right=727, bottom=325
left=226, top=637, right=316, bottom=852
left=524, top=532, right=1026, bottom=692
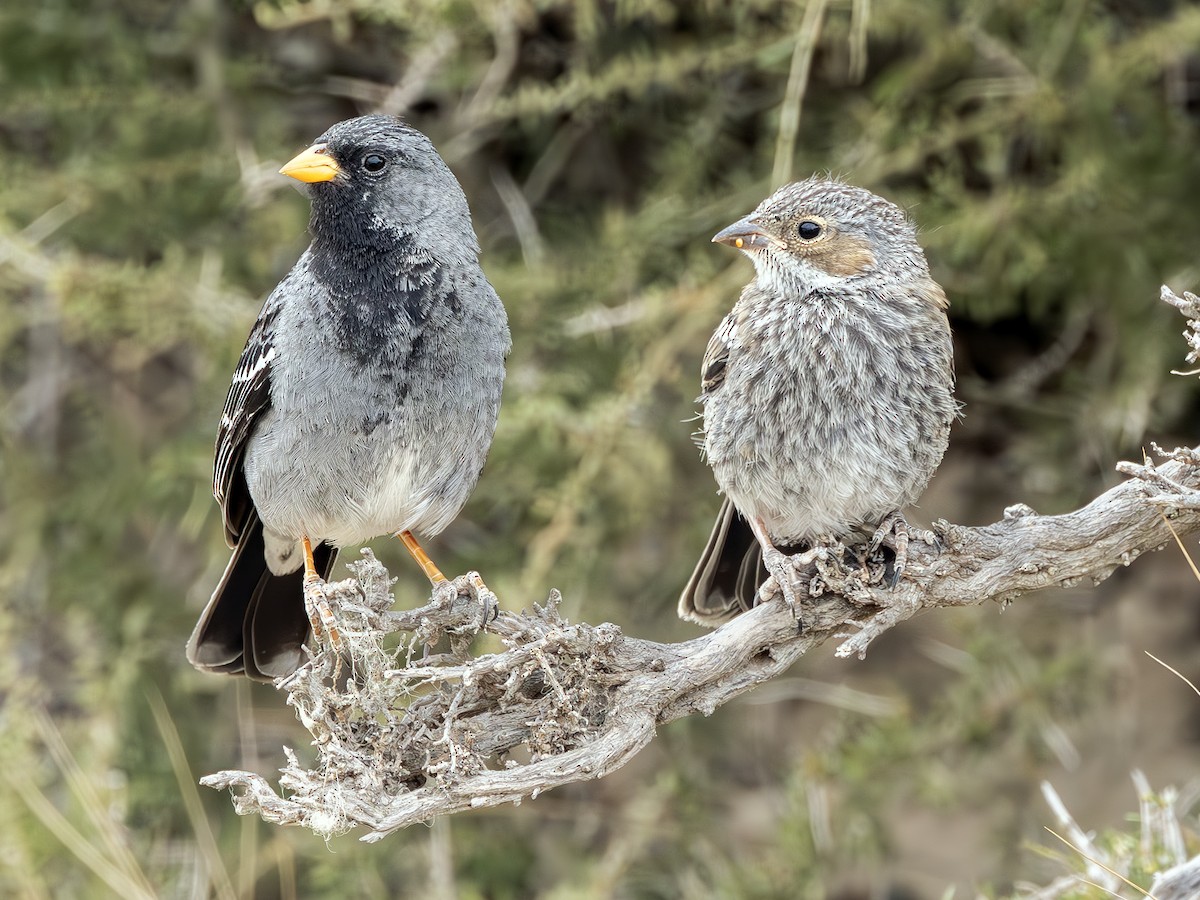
left=213, top=295, right=281, bottom=547
left=700, top=311, right=737, bottom=397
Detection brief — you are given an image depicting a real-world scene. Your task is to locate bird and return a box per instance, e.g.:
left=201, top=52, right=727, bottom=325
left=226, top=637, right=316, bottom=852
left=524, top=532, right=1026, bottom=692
left=186, top=115, right=511, bottom=680
left=678, top=178, right=956, bottom=626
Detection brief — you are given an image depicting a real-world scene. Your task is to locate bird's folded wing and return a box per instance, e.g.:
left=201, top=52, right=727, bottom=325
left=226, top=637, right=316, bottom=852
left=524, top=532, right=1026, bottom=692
left=213, top=292, right=281, bottom=546
left=700, top=310, right=737, bottom=398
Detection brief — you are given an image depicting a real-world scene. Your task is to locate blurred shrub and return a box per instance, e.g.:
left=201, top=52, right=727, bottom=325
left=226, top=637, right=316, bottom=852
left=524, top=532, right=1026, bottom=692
left=1, top=0, right=1198, bottom=895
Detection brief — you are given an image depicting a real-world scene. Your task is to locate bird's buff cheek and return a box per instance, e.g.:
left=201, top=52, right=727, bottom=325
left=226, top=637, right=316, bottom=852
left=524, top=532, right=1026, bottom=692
left=812, top=234, right=876, bottom=277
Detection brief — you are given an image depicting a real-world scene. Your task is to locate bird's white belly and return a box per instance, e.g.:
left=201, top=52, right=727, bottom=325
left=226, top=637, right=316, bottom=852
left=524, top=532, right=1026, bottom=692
left=246, top=421, right=439, bottom=548
left=313, top=444, right=431, bottom=546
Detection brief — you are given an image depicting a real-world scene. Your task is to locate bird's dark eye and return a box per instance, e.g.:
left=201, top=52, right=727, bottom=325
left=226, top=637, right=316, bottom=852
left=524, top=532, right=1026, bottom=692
left=797, top=220, right=822, bottom=240
left=362, top=153, right=388, bottom=174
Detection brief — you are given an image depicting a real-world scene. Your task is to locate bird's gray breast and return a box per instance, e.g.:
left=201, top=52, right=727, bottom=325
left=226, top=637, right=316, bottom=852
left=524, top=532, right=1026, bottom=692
left=243, top=250, right=508, bottom=547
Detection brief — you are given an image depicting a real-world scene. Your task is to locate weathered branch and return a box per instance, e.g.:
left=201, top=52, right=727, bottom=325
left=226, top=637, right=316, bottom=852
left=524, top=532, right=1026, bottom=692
left=202, top=286, right=1200, bottom=842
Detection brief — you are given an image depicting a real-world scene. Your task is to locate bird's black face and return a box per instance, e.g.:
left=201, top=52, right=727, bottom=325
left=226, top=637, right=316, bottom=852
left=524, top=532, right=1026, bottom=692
left=280, top=115, right=474, bottom=257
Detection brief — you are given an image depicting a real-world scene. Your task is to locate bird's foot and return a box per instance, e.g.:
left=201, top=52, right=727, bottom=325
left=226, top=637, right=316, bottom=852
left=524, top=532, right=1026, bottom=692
left=303, top=574, right=343, bottom=655
left=430, top=577, right=458, bottom=607
left=868, top=512, right=938, bottom=584
left=758, top=545, right=817, bottom=625
left=299, top=534, right=341, bottom=648
left=397, top=529, right=449, bottom=584
left=431, top=572, right=499, bottom=632
left=457, top=571, right=500, bottom=628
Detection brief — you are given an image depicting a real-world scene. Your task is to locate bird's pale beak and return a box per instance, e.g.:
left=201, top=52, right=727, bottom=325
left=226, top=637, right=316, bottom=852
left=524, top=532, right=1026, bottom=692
left=279, top=143, right=340, bottom=183
left=712, top=216, right=776, bottom=251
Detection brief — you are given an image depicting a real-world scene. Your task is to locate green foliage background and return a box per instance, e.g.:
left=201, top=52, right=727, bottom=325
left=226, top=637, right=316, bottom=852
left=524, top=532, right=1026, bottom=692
left=2, top=0, right=1199, bottom=896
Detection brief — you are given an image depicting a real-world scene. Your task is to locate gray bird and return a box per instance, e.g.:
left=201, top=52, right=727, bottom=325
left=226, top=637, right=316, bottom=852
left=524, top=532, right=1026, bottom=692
left=679, top=178, right=955, bottom=625
left=187, top=115, right=511, bottom=680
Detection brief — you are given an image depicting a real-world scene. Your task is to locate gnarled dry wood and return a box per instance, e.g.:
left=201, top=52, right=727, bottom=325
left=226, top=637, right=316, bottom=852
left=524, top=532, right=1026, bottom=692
left=201, top=286, right=1200, bottom=842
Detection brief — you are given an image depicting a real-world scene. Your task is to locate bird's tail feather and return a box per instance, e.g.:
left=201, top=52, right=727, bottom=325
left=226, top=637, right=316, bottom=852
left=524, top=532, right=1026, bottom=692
left=678, top=498, right=766, bottom=626
left=186, top=514, right=337, bottom=681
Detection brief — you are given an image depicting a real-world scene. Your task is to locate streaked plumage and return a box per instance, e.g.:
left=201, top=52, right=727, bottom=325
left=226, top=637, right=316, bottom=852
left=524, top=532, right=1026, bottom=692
left=680, top=178, right=955, bottom=625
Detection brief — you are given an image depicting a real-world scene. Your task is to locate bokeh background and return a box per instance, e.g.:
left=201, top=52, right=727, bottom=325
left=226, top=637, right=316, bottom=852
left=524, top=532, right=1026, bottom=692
left=2, top=0, right=1199, bottom=896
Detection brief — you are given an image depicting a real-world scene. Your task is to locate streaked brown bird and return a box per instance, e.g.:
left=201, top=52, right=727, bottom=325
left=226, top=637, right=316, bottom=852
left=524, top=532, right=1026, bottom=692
left=679, top=178, right=956, bottom=625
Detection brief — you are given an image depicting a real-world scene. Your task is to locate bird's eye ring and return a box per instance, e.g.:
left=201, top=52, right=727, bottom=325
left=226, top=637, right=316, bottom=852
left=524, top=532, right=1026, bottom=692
left=797, top=220, right=822, bottom=240
left=362, top=153, right=388, bottom=174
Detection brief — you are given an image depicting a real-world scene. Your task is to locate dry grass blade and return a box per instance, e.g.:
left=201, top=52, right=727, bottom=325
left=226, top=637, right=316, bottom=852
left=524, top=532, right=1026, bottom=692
left=30, top=708, right=155, bottom=897
left=1144, top=652, right=1200, bottom=699
left=1158, top=512, right=1200, bottom=582
left=1073, top=878, right=1137, bottom=900
left=147, top=689, right=238, bottom=900
left=772, top=0, right=829, bottom=187
left=1043, top=827, right=1156, bottom=899
left=235, top=680, right=261, bottom=897
left=5, top=771, right=155, bottom=900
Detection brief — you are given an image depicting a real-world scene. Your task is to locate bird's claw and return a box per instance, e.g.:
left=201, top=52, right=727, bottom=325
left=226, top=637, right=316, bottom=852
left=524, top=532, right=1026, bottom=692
left=867, top=514, right=896, bottom=556
left=436, top=572, right=500, bottom=630
left=868, top=512, right=937, bottom=584
left=758, top=546, right=808, bottom=626
left=463, top=571, right=500, bottom=627
left=431, top=578, right=458, bottom=606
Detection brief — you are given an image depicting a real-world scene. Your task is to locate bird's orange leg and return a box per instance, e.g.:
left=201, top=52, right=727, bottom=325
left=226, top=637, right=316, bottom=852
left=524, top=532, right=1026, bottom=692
left=301, top=535, right=321, bottom=583
left=300, top=535, right=340, bottom=650
left=397, top=530, right=448, bottom=584
left=398, top=531, right=499, bottom=623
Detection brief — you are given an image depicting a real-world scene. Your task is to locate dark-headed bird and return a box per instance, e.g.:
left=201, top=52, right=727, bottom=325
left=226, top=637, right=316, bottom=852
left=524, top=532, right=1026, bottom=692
left=188, top=116, right=510, bottom=679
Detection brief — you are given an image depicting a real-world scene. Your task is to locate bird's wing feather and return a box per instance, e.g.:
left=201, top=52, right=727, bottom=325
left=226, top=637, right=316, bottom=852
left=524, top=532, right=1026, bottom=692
left=700, top=311, right=737, bottom=397
left=213, top=293, right=281, bottom=546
